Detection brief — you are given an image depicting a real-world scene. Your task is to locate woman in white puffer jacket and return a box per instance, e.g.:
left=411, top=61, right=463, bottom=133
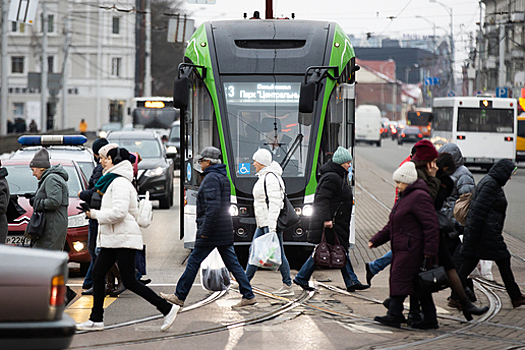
left=76, top=144, right=178, bottom=333
left=245, top=149, right=293, bottom=296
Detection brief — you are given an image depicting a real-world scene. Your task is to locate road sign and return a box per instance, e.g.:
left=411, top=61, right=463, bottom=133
left=28, top=72, right=62, bottom=90
left=496, top=87, right=509, bottom=98
left=424, top=77, right=441, bottom=86
left=167, top=17, right=195, bottom=43
left=8, top=0, right=39, bottom=24
left=447, top=91, right=456, bottom=97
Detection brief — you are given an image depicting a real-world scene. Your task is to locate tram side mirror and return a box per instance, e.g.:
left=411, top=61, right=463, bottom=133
left=299, top=81, right=316, bottom=114
left=173, top=76, right=190, bottom=109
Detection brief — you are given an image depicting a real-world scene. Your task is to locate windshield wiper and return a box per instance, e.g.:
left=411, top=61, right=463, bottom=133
left=280, top=134, right=303, bottom=171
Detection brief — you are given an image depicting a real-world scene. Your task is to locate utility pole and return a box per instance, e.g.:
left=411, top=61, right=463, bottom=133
left=477, top=1, right=482, bottom=92
left=61, top=2, right=72, bottom=129
left=41, top=4, right=48, bottom=132
left=498, top=24, right=506, bottom=86
left=1, top=0, right=9, bottom=135
left=265, top=0, right=273, bottom=19
left=96, top=6, right=102, bottom=129
left=144, top=0, right=151, bottom=96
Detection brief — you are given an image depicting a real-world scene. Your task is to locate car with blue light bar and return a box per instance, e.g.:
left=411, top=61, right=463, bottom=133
left=3, top=158, right=91, bottom=272
left=0, top=245, right=76, bottom=349
left=107, top=130, right=174, bottom=208
left=10, top=135, right=95, bottom=180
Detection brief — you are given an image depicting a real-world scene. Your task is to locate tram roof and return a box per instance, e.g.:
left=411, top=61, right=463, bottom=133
left=206, top=19, right=350, bottom=75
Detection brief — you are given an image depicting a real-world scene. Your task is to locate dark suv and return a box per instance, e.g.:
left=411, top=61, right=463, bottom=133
left=166, top=121, right=180, bottom=169
left=107, top=130, right=175, bottom=208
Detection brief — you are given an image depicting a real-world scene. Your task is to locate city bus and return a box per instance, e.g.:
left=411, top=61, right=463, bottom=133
left=517, top=114, right=525, bottom=163
left=172, top=18, right=357, bottom=264
left=431, top=97, right=517, bottom=169
left=407, top=107, right=432, bottom=137
left=127, top=97, right=180, bottom=136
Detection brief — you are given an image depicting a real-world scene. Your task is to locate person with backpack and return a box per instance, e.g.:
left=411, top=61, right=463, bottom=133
left=244, top=148, right=293, bottom=296
left=161, top=147, right=256, bottom=309
left=76, top=144, right=179, bottom=332
left=294, top=147, right=369, bottom=292
left=455, top=159, right=525, bottom=308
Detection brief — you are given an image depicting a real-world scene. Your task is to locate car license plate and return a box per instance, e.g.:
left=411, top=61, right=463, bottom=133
left=5, top=235, right=31, bottom=247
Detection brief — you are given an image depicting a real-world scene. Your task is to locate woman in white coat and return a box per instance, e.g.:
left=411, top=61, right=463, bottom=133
left=245, top=149, right=293, bottom=296
left=76, top=144, right=178, bottom=332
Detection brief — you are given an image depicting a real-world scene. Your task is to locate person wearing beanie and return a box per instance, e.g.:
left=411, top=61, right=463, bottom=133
left=244, top=148, right=294, bottom=296
left=161, top=146, right=256, bottom=309
left=411, top=140, right=440, bottom=202
left=29, top=148, right=51, bottom=169
left=294, top=147, right=369, bottom=293
left=77, top=137, right=110, bottom=293
left=369, top=163, right=440, bottom=329
left=78, top=146, right=179, bottom=332
left=412, top=139, right=439, bottom=163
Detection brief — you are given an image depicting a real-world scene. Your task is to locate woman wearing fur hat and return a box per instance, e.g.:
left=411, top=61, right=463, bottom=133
left=370, top=162, right=440, bottom=329
left=245, top=148, right=293, bottom=296
left=294, top=147, right=369, bottom=292
left=76, top=144, right=179, bottom=332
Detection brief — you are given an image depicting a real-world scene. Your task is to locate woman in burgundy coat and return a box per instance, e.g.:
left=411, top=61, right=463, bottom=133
left=369, top=162, right=440, bottom=329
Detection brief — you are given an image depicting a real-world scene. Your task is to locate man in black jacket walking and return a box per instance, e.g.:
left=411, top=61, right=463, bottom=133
left=161, top=147, right=256, bottom=308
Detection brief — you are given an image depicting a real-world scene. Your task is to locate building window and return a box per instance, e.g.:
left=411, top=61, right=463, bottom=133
left=111, top=57, right=122, bottom=77
left=109, top=100, right=125, bottom=123
left=48, top=56, right=54, bottom=73
left=11, top=22, right=25, bottom=33
left=112, top=17, right=120, bottom=34
left=11, top=22, right=16, bottom=32
left=13, top=102, right=25, bottom=118
left=11, top=56, right=24, bottom=73
left=41, top=14, right=54, bottom=33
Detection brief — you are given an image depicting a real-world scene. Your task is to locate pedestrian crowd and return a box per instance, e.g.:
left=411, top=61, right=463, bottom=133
left=7, top=136, right=523, bottom=334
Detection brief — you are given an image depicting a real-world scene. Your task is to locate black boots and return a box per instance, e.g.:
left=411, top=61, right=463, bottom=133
left=460, top=299, right=489, bottom=321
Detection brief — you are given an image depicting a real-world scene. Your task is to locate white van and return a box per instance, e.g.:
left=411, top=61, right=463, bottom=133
left=355, top=104, right=382, bottom=147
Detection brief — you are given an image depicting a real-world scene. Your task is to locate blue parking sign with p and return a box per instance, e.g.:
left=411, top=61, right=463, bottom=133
left=238, top=163, right=250, bottom=175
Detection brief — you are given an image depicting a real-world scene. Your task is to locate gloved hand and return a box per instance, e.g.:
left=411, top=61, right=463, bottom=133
left=24, top=192, right=35, bottom=207
left=77, top=202, right=90, bottom=212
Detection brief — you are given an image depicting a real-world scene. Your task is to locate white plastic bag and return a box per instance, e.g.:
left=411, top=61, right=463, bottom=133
left=136, top=191, right=153, bottom=228
left=248, top=231, right=282, bottom=270
left=200, top=248, right=230, bottom=291
left=469, top=260, right=494, bottom=280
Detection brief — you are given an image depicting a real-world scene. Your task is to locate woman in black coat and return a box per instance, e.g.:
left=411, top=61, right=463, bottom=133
left=458, top=159, right=525, bottom=308
left=293, top=147, right=369, bottom=292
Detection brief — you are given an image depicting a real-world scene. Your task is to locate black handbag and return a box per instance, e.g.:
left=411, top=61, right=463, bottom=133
left=417, top=257, right=449, bottom=294
left=264, top=174, right=300, bottom=231
left=26, top=210, right=46, bottom=240
left=313, top=229, right=347, bottom=269
left=90, top=191, right=103, bottom=210
left=6, top=195, right=26, bottom=222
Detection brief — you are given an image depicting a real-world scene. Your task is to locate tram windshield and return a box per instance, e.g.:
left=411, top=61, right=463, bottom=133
left=223, top=81, right=310, bottom=177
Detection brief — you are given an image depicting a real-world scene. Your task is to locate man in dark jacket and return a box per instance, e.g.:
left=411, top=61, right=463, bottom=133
left=78, top=137, right=108, bottom=293
left=458, top=159, right=525, bottom=308
left=294, top=147, right=369, bottom=292
left=0, top=160, right=9, bottom=244
left=161, top=147, right=256, bottom=308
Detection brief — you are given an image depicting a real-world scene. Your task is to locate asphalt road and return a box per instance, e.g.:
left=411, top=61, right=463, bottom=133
left=355, top=138, right=525, bottom=242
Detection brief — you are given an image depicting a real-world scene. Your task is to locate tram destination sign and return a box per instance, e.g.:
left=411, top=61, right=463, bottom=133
left=224, top=83, right=300, bottom=103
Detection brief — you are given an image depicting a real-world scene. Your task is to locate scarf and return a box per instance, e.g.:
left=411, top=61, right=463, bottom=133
left=94, top=173, right=120, bottom=195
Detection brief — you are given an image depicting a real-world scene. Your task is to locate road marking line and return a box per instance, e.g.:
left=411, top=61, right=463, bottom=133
left=65, top=296, right=117, bottom=323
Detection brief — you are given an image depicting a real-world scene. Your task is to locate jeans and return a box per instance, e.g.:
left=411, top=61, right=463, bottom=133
left=245, top=227, right=292, bottom=286
left=176, top=245, right=254, bottom=301
left=82, top=219, right=99, bottom=287
left=294, top=252, right=361, bottom=288
left=368, top=250, right=392, bottom=275
left=90, top=248, right=172, bottom=322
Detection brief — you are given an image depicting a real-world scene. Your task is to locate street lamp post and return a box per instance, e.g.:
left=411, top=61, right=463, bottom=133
left=430, top=0, right=454, bottom=93
left=416, top=15, right=437, bottom=52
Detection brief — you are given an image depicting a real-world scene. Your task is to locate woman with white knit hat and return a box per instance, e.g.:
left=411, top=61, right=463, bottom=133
left=369, top=161, right=441, bottom=329
left=245, top=148, right=293, bottom=296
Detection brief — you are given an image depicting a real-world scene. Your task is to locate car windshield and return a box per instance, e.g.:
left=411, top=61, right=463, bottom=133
left=111, top=139, right=162, bottom=159
left=404, top=127, right=420, bottom=133
left=101, top=123, right=122, bottom=132
left=5, top=164, right=82, bottom=197
left=169, top=125, right=180, bottom=142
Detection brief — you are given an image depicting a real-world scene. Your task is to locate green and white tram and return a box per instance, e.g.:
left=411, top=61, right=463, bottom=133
left=173, top=18, right=358, bottom=264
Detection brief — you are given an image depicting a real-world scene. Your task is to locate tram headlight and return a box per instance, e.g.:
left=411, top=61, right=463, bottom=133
left=302, top=204, right=313, bottom=216
left=229, top=204, right=239, bottom=216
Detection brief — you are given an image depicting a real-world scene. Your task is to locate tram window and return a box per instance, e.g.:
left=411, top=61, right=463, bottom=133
left=321, top=90, right=344, bottom=164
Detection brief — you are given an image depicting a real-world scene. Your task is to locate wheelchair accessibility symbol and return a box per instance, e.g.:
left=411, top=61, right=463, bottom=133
left=238, top=163, right=250, bottom=175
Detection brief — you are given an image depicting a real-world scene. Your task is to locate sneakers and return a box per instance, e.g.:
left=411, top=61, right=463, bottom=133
left=374, top=315, right=405, bottom=328
left=365, top=263, right=374, bottom=286
left=76, top=320, right=104, bottom=332
left=293, top=279, right=315, bottom=292
left=160, top=305, right=180, bottom=332
left=232, top=297, right=257, bottom=308
left=512, top=294, right=525, bottom=308
left=160, top=292, right=184, bottom=307
left=273, top=284, right=294, bottom=297
left=346, top=283, right=370, bottom=292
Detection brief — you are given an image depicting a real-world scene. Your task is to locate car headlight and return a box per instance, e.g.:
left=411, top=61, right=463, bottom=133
left=99, top=131, right=108, bottom=138
left=68, top=213, right=89, bottom=228
left=167, top=146, right=178, bottom=154
left=145, top=167, right=166, bottom=177
left=302, top=204, right=313, bottom=216
left=73, top=241, right=86, bottom=252
left=230, top=204, right=239, bottom=216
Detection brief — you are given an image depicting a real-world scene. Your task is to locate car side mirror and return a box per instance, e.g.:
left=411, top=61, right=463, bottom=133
left=298, top=81, right=316, bottom=114
left=173, top=76, right=190, bottom=109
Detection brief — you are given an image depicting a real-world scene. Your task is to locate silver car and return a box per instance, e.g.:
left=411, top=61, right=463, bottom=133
left=0, top=245, right=76, bottom=349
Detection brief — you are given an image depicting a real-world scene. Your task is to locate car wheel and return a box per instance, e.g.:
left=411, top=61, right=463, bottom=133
left=376, top=139, right=381, bottom=147
left=398, top=140, right=403, bottom=145
left=159, top=194, right=171, bottom=209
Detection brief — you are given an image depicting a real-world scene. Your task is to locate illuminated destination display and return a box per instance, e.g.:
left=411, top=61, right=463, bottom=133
left=224, top=83, right=300, bottom=103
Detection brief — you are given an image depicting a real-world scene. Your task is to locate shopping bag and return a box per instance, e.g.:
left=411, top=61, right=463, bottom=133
left=200, top=248, right=230, bottom=291
left=469, top=260, right=494, bottom=280
left=248, top=231, right=282, bottom=270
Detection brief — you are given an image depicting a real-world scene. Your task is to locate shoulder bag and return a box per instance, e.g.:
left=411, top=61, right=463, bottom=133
left=6, top=195, right=26, bottom=222
left=264, top=173, right=300, bottom=232
left=417, top=257, right=449, bottom=294
left=313, top=228, right=347, bottom=269
left=453, top=191, right=473, bottom=226
left=25, top=210, right=46, bottom=240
